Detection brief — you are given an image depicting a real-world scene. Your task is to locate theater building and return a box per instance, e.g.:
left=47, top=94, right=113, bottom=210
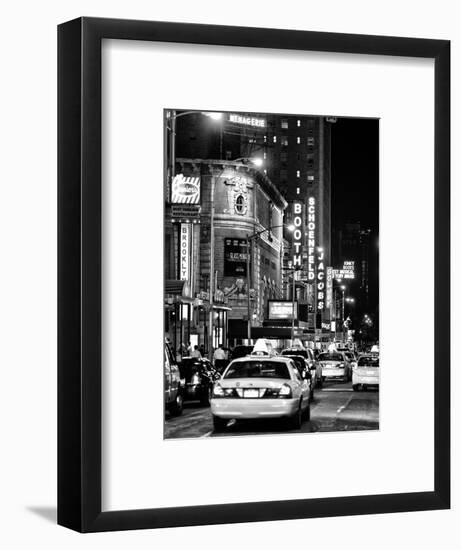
left=164, top=158, right=287, bottom=354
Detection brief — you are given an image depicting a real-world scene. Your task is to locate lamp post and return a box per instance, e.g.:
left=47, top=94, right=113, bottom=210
left=340, top=284, right=346, bottom=342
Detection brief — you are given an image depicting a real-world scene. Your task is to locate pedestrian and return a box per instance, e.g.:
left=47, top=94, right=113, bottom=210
left=186, top=341, right=192, bottom=356
left=213, top=344, right=227, bottom=373
left=191, top=345, right=202, bottom=359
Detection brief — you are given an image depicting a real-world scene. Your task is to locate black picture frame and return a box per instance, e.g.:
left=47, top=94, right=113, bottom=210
left=58, top=17, right=450, bottom=533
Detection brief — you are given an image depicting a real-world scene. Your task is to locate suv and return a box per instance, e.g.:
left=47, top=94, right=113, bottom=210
left=164, top=341, right=184, bottom=416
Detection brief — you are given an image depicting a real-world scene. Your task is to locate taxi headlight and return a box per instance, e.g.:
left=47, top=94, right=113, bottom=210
left=337, top=363, right=345, bottom=369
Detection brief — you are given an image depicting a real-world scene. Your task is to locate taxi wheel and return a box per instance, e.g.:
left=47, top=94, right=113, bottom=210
left=200, top=387, right=211, bottom=406
left=212, top=415, right=227, bottom=432
left=289, top=402, right=303, bottom=429
left=168, top=393, right=183, bottom=416
left=302, top=401, right=311, bottom=421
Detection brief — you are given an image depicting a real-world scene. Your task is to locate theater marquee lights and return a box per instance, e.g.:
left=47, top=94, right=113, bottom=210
left=292, top=201, right=303, bottom=268
left=228, top=114, right=266, bottom=128
left=307, top=197, right=316, bottom=281
left=317, top=247, right=325, bottom=311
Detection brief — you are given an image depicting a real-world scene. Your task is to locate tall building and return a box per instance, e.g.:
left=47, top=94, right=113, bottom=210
left=175, top=110, right=333, bottom=325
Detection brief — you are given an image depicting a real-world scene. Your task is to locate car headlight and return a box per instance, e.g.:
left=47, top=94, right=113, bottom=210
left=337, top=363, right=345, bottom=368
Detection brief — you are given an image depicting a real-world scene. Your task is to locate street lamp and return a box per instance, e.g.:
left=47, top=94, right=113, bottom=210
left=166, top=110, right=223, bottom=182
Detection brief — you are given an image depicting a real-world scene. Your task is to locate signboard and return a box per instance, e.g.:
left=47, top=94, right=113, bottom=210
left=268, top=300, right=297, bottom=320
left=306, top=197, right=316, bottom=281
left=292, top=201, right=304, bottom=269
left=333, top=260, right=355, bottom=280
left=179, top=224, right=191, bottom=281
left=326, top=266, right=333, bottom=309
left=317, top=246, right=325, bottom=311
left=171, top=174, right=200, bottom=204
left=171, top=204, right=201, bottom=220
left=224, top=238, right=248, bottom=276
left=228, top=114, right=266, bottom=128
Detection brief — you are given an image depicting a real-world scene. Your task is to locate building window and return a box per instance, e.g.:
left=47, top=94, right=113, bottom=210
left=281, top=119, right=288, bottom=129
left=280, top=151, right=288, bottom=162
left=263, top=151, right=267, bottom=159
left=307, top=155, right=314, bottom=168
left=235, top=194, right=246, bottom=214
left=281, top=136, right=288, bottom=146
left=264, top=135, right=267, bottom=142
left=273, top=135, right=277, bottom=143
left=297, top=119, right=301, bottom=127
left=307, top=175, right=315, bottom=183
left=297, top=136, right=301, bottom=144
left=296, top=187, right=300, bottom=195
left=296, top=170, right=300, bottom=178
left=307, top=136, right=315, bottom=146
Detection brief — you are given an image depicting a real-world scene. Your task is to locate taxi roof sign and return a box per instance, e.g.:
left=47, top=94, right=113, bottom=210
left=251, top=338, right=277, bottom=357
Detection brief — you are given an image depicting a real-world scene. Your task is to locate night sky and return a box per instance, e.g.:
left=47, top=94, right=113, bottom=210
left=331, top=117, right=379, bottom=232
left=331, top=117, right=379, bottom=322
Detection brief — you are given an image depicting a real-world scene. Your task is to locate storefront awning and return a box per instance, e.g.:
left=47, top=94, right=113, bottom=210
left=165, top=279, right=186, bottom=295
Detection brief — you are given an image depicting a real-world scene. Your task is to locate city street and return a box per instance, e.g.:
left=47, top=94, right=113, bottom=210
left=164, top=381, right=379, bottom=439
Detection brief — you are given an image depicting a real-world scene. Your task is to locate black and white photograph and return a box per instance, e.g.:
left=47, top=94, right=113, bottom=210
left=164, top=109, right=379, bottom=438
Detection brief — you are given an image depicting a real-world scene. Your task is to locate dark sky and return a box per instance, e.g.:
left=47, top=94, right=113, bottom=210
left=331, top=117, right=379, bottom=319
left=331, top=117, right=379, bottom=233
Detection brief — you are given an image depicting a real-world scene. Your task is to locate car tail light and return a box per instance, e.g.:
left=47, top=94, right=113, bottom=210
left=278, top=384, right=292, bottom=398
left=212, top=384, right=236, bottom=398
left=212, top=384, right=225, bottom=397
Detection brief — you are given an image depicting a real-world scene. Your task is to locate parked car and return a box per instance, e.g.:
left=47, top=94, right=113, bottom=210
left=317, top=351, right=352, bottom=383
left=164, top=341, right=184, bottom=416
left=352, top=354, right=379, bottom=391
left=210, top=353, right=311, bottom=431
left=179, top=357, right=220, bottom=405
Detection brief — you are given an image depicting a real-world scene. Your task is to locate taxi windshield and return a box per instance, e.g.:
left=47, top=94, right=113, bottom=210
left=358, top=357, right=379, bottom=367
left=224, top=361, right=290, bottom=379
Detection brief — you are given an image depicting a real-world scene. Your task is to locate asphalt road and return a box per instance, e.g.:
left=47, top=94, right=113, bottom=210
left=164, top=380, right=379, bottom=439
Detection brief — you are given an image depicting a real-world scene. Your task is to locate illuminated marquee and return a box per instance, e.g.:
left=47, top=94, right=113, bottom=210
left=292, top=201, right=303, bottom=268
left=307, top=197, right=316, bottom=281
left=317, top=248, right=325, bottom=311
left=228, top=114, right=266, bottom=128
left=333, top=260, right=355, bottom=280
left=179, top=223, right=191, bottom=281
left=171, top=174, right=200, bottom=204
left=326, top=266, right=333, bottom=309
